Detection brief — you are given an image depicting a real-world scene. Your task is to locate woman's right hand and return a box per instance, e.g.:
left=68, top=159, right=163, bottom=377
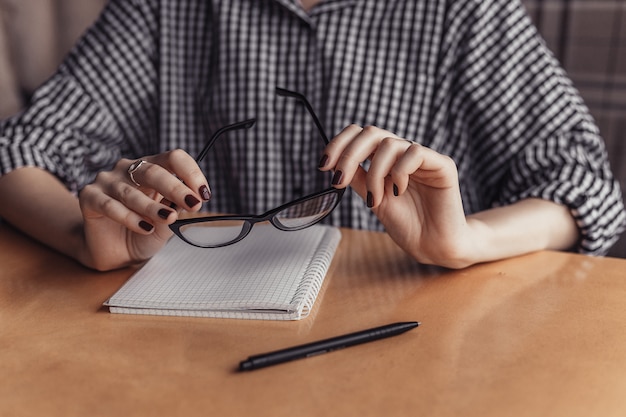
left=78, top=149, right=211, bottom=271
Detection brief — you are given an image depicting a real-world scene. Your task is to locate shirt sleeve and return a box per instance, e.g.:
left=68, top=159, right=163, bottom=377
left=0, top=0, right=159, bottom=193
left=443, top=0, right=626, bottom=255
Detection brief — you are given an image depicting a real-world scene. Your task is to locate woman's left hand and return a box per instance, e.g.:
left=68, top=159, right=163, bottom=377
left=319, top=124, right=476, bottom=268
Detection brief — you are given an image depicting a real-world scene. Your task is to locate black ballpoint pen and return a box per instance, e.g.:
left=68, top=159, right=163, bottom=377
left=239, top=321, right=420, bottom=371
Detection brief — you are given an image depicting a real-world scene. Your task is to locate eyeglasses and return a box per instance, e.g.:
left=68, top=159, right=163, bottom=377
left=169, top=87, right=345, bottom=248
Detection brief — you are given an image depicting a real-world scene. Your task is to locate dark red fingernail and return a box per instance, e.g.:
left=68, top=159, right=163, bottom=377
left=158, top=209, right=173, bottom=219
left=366, top=191, right=374, bottom=208
left=160, top=197, right=177, bottom=210
left=393, top=184, right=399, bottom=196
left=139, top=220, right=154, bottom=232
left=199, top=185, right=211, bottom=201
left=331, top=170, right=343, bottom=186
left=185, top=194, right=201, bottom=208
left=318, top=154, right=329, bottom=169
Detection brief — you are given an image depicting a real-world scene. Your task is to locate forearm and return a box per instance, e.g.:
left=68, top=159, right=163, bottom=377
left=466, top=198, right=579, bottom=264
left=0, top=167, right=88, bottom=264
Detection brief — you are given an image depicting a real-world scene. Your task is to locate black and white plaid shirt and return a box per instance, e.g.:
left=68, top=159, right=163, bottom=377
left=1, top=0, right=624, bottom=255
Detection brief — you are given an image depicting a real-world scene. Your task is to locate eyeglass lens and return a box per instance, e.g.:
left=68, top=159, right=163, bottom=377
left=177, top=220, right=251, bottom=248
left=273, top=192, right=339, bottom=229
left=177, top=191, right=341, bottom=248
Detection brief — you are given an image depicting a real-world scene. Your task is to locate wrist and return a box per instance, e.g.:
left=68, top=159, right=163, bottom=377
left=464, top=199, right=579, bottom=265
left=463, top=216, right=516, bottom=265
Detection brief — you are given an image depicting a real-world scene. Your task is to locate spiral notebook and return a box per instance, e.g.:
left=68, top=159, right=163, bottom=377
left=104, top=225, right=341, bottom=320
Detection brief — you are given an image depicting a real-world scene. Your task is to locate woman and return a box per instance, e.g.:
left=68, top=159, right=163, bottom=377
left=0, top=0, right=623, bottom=271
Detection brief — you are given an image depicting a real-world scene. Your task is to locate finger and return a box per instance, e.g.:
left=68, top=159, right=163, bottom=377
left=159, top=149, right=212, bottom=201
left=324, top=125, right=372, bottom=188
left=365, top=137, right=412, bottom=207
left=323, top=125, right=401, bottom=188
left=80, top=182, right=165, bottom=234
left=391, top=144, right=458, bottom=194
left=94, top=167, right=178, bottom=223
left=131, top=160, right=202, bottom=210
left=319, top=124, right=363, bottom=173
left=124, top=150, right=209, bottom=211
left=114, top=176, right=179, bottom=223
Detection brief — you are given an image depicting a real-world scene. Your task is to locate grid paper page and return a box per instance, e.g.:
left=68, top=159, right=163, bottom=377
left=105, top=225, right=341, bottom=320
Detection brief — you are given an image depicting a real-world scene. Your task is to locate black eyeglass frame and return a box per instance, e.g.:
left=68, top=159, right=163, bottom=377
left=169, top=87, right=345, bottom=248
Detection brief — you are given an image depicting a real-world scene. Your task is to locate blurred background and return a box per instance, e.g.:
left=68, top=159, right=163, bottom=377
left=1, top=0, right=625, bottom=257
left=0, top=0, right=107, bottom=116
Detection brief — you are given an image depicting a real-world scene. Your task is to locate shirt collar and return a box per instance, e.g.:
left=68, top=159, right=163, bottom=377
left=271, top=0, right=357, bottom=23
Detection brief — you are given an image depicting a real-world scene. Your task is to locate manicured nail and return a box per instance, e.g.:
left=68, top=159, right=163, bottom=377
left=318, top=154, right=329, bottom=169
left=199, top=185, right=211, bottom=201
left=393, top=184, right=399, bottom=197
left=185, top=194, right=201, bottom=208
left=158, top=208, right=173, bottom=219
left=160, top=197, right=177, bottom=210
left=139, top=220, right=154, bottom=232
left=331, top=170, right=343, bottom=186
left=366, top=191, right=374, bottom=208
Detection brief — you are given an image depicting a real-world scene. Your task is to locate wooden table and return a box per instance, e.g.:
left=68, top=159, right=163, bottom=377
left=1, top=222, right=626, bottom=417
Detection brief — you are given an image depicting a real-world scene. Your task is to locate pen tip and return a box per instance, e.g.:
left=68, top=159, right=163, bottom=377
left=239, top=361, right=253, bottom=371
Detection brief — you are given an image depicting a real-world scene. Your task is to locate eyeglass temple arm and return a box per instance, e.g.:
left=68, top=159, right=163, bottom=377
left=275, top=87, right=329, bottom=145
left=196, top=88, right=325, bottom=162
left=196, top=119, right=256, bottom=162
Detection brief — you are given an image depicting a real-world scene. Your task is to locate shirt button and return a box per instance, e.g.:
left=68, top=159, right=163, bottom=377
left=572, top=195, right=588, bottom=207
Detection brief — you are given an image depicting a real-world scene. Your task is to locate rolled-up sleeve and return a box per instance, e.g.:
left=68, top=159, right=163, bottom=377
left=444, top=0, right=626, bottom=255
left=0, top=0, right=159, bottom=193
left=502, top=119, right=625, bottom=255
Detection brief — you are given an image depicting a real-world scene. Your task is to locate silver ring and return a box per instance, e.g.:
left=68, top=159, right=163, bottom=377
left=127, top=159, right=147, bottom=187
